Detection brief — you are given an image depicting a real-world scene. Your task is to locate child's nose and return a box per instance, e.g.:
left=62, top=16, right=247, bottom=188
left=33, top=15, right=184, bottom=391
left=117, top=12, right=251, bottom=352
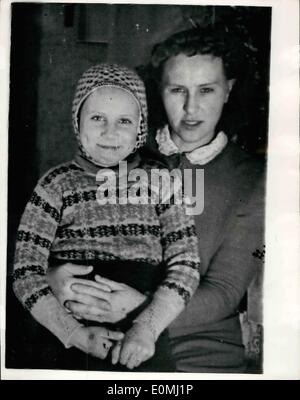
left=101, top=122, right=116, bottom=138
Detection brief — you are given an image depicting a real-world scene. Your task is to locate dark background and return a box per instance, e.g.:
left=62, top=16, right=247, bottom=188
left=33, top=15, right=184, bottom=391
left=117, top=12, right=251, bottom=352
left=7, top=4, right=272, bottom=265
left=6, top=3, right=271, bottom=368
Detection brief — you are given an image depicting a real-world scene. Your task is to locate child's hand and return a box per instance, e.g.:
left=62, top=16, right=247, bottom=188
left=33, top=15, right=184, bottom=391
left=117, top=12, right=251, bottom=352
left=112, top=322, right=155, bottom=369
left=69, top=326, right=124, bottom=360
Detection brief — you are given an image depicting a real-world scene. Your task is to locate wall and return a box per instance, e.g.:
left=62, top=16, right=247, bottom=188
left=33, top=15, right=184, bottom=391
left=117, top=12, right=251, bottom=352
left=35, top=4, right=109, bottom=175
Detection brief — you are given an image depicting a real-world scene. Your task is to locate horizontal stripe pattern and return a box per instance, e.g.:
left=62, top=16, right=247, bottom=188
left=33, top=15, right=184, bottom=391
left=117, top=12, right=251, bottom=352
left=50, top=251, right=159, bottom=265
left=167, top=259, right=200, bottom=272
left=17, top=230, right=52, bottom=250
left=161, top=282, right=191, bottom=304
left=24, top=286, right=52, bottom=310
left=30, top=191, right=61, bottom=222
left=40, top=164, right=82, bottom=188
left=161, top=226, right=196, bottom=246
left=12, top=265, right=45, bottom=282
left=56, top=224, right=161, bottom=239
left=13, top=158, right=200, bottom=317
left=62, top=190, right=96, bottom=209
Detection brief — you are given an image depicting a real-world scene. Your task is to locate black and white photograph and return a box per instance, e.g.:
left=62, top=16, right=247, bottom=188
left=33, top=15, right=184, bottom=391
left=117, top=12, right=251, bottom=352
left=1, top=0, right=299, bottom=379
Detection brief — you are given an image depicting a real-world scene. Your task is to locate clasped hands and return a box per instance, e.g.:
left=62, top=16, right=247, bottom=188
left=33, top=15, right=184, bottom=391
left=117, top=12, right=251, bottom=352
left=47, top=263, right=154, bottom=369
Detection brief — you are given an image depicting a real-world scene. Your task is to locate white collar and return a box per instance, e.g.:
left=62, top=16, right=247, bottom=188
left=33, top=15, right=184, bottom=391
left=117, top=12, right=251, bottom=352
left=155, top=125, right=228, bottom=165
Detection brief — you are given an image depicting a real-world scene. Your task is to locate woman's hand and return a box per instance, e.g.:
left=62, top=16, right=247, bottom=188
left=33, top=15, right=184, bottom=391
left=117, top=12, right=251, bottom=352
left=68, top=275, right=147, bottom=323
left=47, top=264, right=147, bottom=323
left=47, top=263, right=112, bottom=317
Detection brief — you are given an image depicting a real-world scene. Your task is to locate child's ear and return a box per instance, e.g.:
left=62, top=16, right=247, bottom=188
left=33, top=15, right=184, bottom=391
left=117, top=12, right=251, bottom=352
left=225, top=79, right=236, bottom=103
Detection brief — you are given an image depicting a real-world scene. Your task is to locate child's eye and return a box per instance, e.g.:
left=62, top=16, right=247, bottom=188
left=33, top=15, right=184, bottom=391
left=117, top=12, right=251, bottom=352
left=199, top=87, right=214, bottom=94
left=91, top=115, right=105, bottom=122
left=119, top=118, right=133, bottom=125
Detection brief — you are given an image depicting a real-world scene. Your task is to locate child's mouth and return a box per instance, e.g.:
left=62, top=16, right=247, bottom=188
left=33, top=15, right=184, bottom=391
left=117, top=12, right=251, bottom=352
left=97, top=144, right=120, bottom=151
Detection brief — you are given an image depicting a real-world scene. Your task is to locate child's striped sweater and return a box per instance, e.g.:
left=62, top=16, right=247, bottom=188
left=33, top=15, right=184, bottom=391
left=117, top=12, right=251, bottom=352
left=12, top=159, right=200, bottom=346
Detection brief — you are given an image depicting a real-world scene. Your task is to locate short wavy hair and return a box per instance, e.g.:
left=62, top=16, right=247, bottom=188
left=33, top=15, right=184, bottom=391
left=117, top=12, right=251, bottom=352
left=151, top=24, right=255, bottom=83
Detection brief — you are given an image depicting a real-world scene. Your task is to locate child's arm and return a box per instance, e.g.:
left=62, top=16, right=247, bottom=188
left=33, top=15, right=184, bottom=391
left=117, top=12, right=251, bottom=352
left=116, top=201, right=200, bottom=368
left=12, top=173, right=83, bottom=348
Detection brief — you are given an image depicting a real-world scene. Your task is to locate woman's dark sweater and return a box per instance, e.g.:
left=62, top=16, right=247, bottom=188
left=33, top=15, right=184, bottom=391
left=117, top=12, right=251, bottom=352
left=166, top=142, right=265, bottom=372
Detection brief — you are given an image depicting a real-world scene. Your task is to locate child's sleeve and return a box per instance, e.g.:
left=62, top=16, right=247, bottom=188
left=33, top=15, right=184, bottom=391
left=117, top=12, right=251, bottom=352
left=133, top=201, right=200, bottom=340
left=12, top=175, right=82, bottom=348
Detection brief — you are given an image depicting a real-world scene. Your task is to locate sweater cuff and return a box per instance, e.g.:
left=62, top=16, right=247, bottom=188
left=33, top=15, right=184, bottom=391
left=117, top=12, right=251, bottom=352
left=133, top=287, right=185, bottom=341
left=30, top=291, right=83, bottom=348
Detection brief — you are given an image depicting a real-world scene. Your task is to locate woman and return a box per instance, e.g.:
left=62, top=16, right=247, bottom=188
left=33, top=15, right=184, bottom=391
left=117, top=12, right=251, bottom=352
left=47, top=25, right=265, bottom=373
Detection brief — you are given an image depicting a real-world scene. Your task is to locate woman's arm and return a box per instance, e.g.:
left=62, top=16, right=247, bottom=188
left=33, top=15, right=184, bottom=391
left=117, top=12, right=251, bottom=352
left=170, top=174, right=265, bottom=332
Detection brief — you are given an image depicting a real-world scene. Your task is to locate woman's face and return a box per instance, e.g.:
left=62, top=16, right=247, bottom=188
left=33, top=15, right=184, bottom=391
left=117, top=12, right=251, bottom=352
left=79, top=87, right=140, bottom=166
left=161, top=54, right=234, bottom=152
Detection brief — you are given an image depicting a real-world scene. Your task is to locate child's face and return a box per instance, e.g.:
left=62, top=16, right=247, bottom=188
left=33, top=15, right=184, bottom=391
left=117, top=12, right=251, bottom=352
left=79, top=87, right=140, bottom=166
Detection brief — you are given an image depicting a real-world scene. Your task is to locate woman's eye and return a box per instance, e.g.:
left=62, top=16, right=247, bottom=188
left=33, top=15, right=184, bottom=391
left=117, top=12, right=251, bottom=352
left=200, top=87, right=214, bottom=94
left=119, top=118, right=132, bottom=125
left=170, top=87, right=186, bottom=94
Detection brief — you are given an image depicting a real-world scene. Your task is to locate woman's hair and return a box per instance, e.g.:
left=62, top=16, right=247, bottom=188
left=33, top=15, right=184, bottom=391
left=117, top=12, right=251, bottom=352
left=150, top=24, right=254, bottom=82
left=145, top=23, right=262, bottom=143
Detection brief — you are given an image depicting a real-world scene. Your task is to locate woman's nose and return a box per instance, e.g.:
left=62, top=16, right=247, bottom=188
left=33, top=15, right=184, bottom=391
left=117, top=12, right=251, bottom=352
left=183, top=93, right=199, bottom=115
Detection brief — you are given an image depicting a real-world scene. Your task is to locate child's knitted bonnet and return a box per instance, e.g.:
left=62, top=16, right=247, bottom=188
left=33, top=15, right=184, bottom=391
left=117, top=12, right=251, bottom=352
left=72, top=63, right=148, bottom=167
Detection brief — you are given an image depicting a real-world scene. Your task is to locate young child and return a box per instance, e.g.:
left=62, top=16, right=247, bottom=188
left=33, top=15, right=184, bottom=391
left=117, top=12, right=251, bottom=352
left=12, top=63, right=200, bottom=371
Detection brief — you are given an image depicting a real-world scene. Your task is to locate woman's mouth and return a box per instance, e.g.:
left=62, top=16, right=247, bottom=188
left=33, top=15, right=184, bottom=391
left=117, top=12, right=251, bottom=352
left=181, top=120, right=203, bottom=129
